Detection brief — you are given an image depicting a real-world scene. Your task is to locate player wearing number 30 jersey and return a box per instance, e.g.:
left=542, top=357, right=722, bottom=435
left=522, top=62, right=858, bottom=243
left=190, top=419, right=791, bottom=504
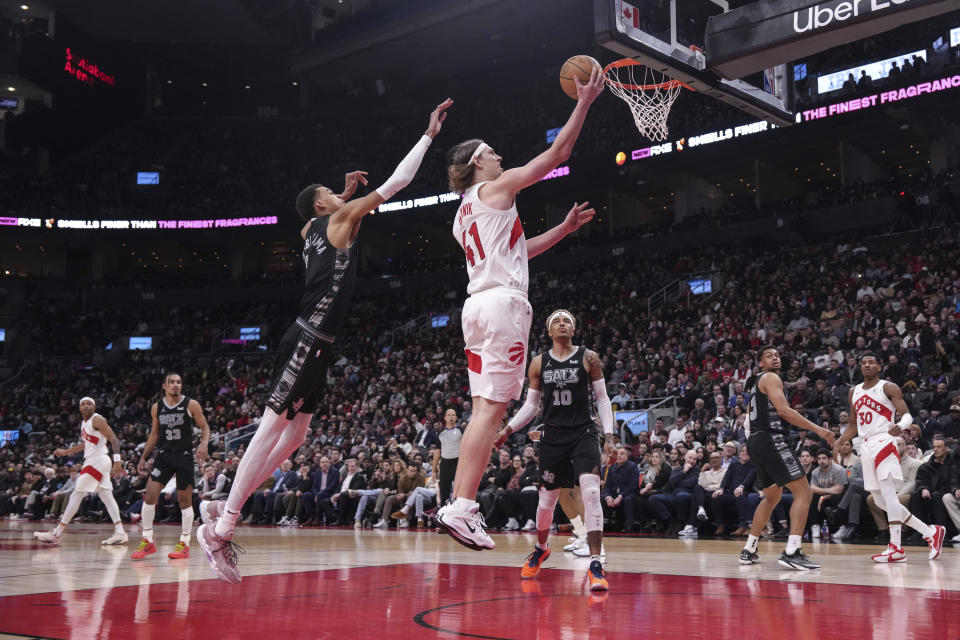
left=835, top=352, right=945, bottom=563
left=436, top=66, right=606, bottom=552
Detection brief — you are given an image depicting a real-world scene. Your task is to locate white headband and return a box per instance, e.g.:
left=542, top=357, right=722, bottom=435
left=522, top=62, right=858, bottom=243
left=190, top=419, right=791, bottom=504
left=79, top=396, right=96, bottom=407
left=547, top=310, right=575, bottom=328
left=468, top=142, right=489, bottom=166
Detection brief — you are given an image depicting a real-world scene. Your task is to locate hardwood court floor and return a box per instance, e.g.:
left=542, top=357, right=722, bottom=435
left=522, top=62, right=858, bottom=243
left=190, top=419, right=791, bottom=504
left=1, top=520, right=958, bottom=640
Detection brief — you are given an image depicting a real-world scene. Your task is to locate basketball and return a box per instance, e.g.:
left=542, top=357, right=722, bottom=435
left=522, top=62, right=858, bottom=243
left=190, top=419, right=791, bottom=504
left=559, top=55, right=602, bottom=100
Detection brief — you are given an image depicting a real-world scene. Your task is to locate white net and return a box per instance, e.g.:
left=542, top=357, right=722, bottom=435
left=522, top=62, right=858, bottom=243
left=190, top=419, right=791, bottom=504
left=605, top=62, right=684, bottom=142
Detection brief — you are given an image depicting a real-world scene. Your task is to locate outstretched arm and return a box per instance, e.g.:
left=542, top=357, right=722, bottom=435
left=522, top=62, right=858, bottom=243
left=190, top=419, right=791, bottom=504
left=483, top=70, right=605, bottom=203
left=327, top=98, right=453, bottom=248
left=761, top=374, right=835, bottom=445
left=526, top=201, right=596, bottom=259
left=586, top=349, right=616, bottom=460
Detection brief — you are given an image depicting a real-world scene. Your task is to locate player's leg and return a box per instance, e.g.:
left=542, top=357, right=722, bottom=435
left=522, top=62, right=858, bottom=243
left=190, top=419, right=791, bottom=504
left=559, top=487, right=588, bottom=551
left=520, top=486, right=559, bottom=579
left=34, top=489, right=90, bottom=544
left=97, top=475, right=128, bottom=545
left=169, top=476, right=194, bottom=558
left=135, top=472, right=167, bottom=556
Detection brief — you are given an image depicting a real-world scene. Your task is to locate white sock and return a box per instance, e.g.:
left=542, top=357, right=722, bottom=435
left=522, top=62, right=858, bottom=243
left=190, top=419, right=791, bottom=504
left=454, top=497, right=476, bottom=510
left=590, top=555, right=602, bottom=563
left=536, top=541, right=549, bottom=551
left=401, top=505, right=411, bottom=514
left=115, top=522, right=125, bottom=535
left=53, top=524, right=64, bottom=537
left=570, top=515, right=587, bottom=538
left=786, top=535, right=802, bottom=555
left=141, top=503, right=156, bottom=542
left=889, top=524, right=901, bottom=547
left=904, top=515, right=933, bottom=539
left=180, top=507, right=194, bottom=544
left=745, top=534, right=759, bottom=553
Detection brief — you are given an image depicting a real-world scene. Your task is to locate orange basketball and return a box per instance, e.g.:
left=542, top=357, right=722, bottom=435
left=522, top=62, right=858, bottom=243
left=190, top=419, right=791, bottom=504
left=559, top=55, right=602, bottom=100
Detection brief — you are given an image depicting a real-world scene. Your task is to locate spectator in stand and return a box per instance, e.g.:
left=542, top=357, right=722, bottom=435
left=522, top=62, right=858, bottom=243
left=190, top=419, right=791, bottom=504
left=374, top=463, right=424, bottom=528
left=808, top=449, right=848, bottom=533
left=303, top=455, right=339, bottom=526
left=679, top=451, right=726, bottom=538
left=711, top=444, right=756, bottom=536
left=477, top=449, right=513, bottom=518
left=331, top=458, right=367, bottom=526
left=602, top=448, right=640, bottom=533
left=944, top=450, right=960, bottom=543
left=925, top=384, right=953, bottom=419
left=937, top=405, right=960, bottom=440
left=49, top=470, right=78, bottom=520
left=826, top=461, right=866, bottom=540
left=908, top=435, right=954, bottom=544
left=198, top=464, right=228, bottom=501
left=636, top=450, right=670, bottom=532
left=646, top=449, right=700, bottom=535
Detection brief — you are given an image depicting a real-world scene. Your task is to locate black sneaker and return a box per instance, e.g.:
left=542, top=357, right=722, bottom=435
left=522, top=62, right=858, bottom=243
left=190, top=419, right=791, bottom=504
left=739, top=548, right=759, bottom=565
left=777, top=550, right=820, bottom=571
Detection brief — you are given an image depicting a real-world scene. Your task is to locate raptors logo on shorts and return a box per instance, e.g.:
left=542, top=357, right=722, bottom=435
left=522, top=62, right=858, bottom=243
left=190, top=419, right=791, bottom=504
left=508, top=341, right=525, bottom=366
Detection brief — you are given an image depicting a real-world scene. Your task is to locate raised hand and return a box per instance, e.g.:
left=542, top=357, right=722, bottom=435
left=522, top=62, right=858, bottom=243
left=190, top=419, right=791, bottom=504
left=575, top=66, right=606, bottom=105
left=563, top=201, right=596, bottom=232
left=341, top=171, right=369, bottom=201
left=425, top=98, right=454, bottom=139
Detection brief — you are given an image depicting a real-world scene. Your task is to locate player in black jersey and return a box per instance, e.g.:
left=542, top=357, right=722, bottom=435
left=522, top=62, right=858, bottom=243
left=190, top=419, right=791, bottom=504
left=740, top=347, right=835, bottom=571
left=495, top=309, right=614, bottom=591
left=134, top=372, right=211, bottom=561
left=198, top=98, right=453, bottom=584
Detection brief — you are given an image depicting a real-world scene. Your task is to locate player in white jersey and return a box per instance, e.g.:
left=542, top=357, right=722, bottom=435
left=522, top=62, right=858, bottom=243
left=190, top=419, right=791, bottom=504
left=835, top=352, right=946, bottom=562
left=436, top=68, right=605, bottom=551
left=35, top=397, right=128, bottom=546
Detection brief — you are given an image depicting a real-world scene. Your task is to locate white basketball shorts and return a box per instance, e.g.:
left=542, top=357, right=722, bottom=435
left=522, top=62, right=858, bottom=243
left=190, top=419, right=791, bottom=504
left=461, top=288, right=532, bottom=403
left=75, top=454, right=113, bottom=492
left=860, top=435, right=903, bottom=492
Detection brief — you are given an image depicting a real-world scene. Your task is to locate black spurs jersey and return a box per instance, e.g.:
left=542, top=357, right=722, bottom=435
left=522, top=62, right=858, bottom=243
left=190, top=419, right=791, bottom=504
left=540, top=346, right=595, bottom=429
left=157, top=396, right=195, bottom=453
left=299, top=215, right=359, bottom=341
left=748, top=372, right=787, bottom=436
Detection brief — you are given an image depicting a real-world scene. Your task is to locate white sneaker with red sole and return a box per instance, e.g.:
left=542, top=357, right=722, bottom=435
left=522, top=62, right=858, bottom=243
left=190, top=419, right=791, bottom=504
left=871, top=544, right=906, bottom=563
left=926, top=525, right=946, bottom=560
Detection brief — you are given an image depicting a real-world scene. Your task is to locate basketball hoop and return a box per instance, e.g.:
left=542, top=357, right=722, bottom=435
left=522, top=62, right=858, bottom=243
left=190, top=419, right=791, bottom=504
left=604, top=58, right=694, bottom=142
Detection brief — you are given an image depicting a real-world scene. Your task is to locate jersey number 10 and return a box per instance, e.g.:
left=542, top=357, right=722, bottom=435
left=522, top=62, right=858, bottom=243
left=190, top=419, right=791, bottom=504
left=553, top=390, right=572, bottom=406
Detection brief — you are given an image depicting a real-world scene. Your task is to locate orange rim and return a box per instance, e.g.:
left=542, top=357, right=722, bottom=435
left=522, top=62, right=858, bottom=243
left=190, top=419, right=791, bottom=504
left=602, top=58, right=695, bottom=92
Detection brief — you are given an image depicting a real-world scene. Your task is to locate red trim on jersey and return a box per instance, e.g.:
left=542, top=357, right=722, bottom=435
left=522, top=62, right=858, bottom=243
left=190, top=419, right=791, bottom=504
left=80, top=465, right=103, bottom=482
left=874, top=442, right=900, bottom=467
left=82, top=430, right=100, bottom=445
left=508, top=216, right=524, bottom=250
left=465, top=350, right=483, bottom=375
left=853, top=394, right=893, bottom=421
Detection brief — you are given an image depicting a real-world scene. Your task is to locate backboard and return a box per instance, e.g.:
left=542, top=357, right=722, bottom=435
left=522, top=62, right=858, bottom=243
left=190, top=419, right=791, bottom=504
left=594, top=0, right=795, bottom=126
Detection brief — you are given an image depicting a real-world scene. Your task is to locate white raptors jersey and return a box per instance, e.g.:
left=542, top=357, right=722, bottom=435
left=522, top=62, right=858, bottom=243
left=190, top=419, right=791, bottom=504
left=453, top=182, right=528, bottom=296
left=851, top=382, right=896, bottom=439
left=81, top=413, right=108, bottom=459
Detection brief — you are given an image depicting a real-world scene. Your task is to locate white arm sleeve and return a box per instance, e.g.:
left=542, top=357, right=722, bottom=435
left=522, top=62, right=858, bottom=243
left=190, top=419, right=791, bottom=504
left=374, top=135, right=432, bottom=201
left=592, top=378, right=614, bottom=436
left=506, top=389, right=542, bottom=433
left=897, top=412, right=913, bottom=431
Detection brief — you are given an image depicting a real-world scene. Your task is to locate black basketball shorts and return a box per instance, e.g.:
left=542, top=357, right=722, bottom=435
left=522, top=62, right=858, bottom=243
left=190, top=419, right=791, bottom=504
left=538, top=425, right=602, bottom=490
left=266, top=318, right=333, bottom=418
left=747, top=431, right=804, bottom=489
left=151, top=449, right=195, bottom=491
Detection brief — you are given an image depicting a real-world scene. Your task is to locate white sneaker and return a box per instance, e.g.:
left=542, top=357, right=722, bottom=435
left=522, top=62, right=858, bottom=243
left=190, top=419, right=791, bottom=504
left=34, top=529, right=61, bottom=545
left=810, top=524, right=821, bottom=539
left=564, top=535, right=586, bottom=552
left=196, top=523, right=243, bottom=584
left=503, top=517, right=520, bottom=531
left=354, top=521, right=362, bottom=529
left=573, top=543, right=605, bottom=559
left=200, top=500, right=226, bottom=525
left=521, top=519, right=537, bottom=532
left=372, top=519, right=387, bottom=529
left=951, top=533, right=960, bottom=543
left=831, top=525, right=851, bottom=540
left=436, top=502, right=495, bottom=551
left=398, top=518, right=409, bottom=528
left=277, top=516, right=290, bottom=526
left=101, top=531, right=129, bottom=545
left=290, top=517, right=299, bottom=526
left=696, top=506, right=708, bottom=522
left=679, top=524, right=698, bottom=537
